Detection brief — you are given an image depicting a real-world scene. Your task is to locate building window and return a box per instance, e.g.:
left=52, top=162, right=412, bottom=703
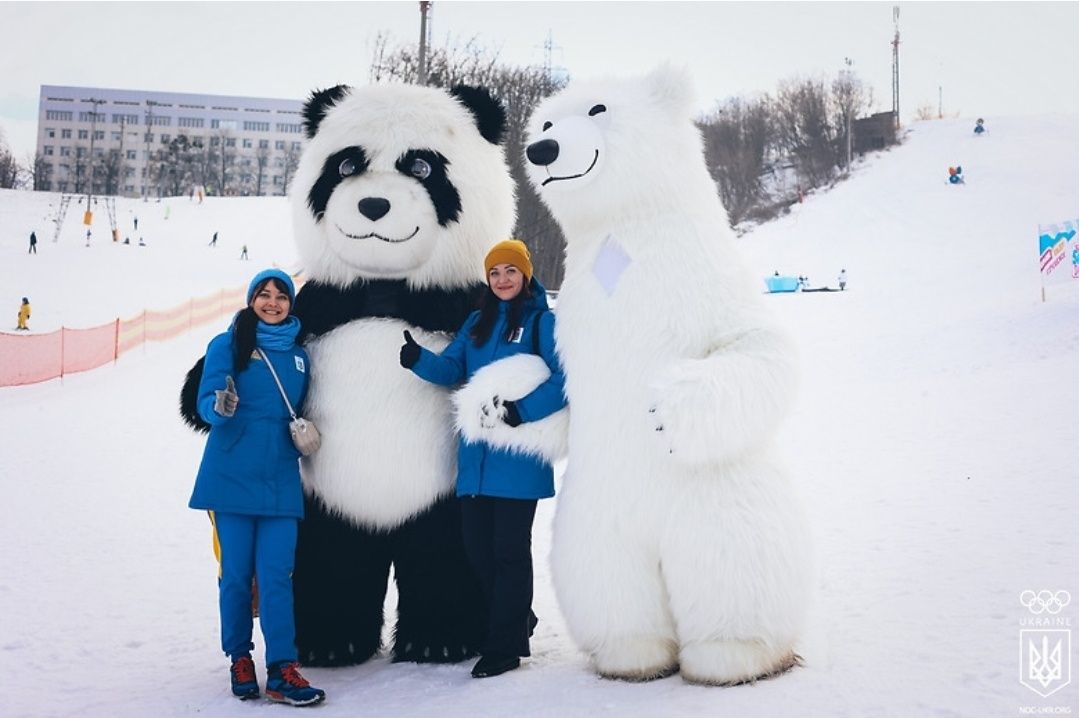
left=78, top=111, right=105, bottom=122
left=242, top=139, right=252, bottom=149
left=274, top=140, right=284, bottom=150
left=111, top=132, right=121, bottom=141
left=94, top=130, right=104, bottom=140
left=291, top=141, right=301, bottom=150
left=178, top=117, right=204, bottom=128
left=160, top=134, right=171, bottom=143
left=144, top=133, right=154, bottom=143
left=60, top=146, right=71, bottom=157
left=46, top=128, right=56, bottom=138
left=78, top=129, right=89, bottom=139
left=210, top=137, right=220, bottom=147
left=76, top=147, right=86, bottom=157
left=258, top=139, right=269, bottom=149
left=126, top=150, right=137, bottom=159
left=44, top=145, right=54, bottom=155
left=242, top=120, right=270, bottom=132
left=146, top=115, right=170, bottom=126
left=46, top=110, right=73, bottom=121
left=273, top=176, right=283, bottom=186
left=226, top=138, right=236, bottom=147
left=61, top=129, right=72, bottom=139
left=276, top=123, right=302, bottom=133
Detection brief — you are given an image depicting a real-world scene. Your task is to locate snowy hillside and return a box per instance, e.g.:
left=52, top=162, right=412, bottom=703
left=1, top=115, right=1078, bottom=718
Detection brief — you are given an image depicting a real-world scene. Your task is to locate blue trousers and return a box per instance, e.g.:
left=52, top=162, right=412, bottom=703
left=213, top=512, right=298, bottom=666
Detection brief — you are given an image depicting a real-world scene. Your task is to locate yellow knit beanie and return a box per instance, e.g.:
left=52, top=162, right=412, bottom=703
left=484, top=239, right=533, bottom=282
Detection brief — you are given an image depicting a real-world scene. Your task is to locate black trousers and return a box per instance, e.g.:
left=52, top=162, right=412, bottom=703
left=460, top=496, right=538, bottom=657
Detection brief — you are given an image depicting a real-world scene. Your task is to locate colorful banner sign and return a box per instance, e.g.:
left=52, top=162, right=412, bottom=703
left=1038, top=219, right=1079, bottom=286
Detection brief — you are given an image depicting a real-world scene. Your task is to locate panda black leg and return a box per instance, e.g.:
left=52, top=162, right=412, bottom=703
left=390, top=497, right=486, bottom=663
left=293, top=497, right=390, bottom=666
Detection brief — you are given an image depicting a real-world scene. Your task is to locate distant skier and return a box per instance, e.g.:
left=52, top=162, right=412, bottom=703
left=240, top=244, right=249, bottom=260
left=838, top=269, right=847, bottom=291
left=28, top=230, right=37, bottom=254
left=133, top=215, right=138, bottom=231
left=974, top=118, right=986, bottom=136
left=210, top=231, right=218, bottom=247
left=138, top=237, right=146, bottom=247
left=85, top=228, right=92, bottom=247
left=948, top=166, right=965, bottom=185
left=17, top=297, right=31, bottom=331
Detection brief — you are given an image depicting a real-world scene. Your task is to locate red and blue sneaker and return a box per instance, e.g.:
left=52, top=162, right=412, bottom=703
left=229, top=655, right=260, bottom=701
left=266, top=661, right=325, bottom=706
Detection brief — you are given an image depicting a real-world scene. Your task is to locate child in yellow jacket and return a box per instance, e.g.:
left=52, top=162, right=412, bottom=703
left=17, top=297, right=30, bottom=330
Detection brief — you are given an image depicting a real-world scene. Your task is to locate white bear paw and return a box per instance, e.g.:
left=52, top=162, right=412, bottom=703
left=679, top=639, right=801, bottom=686
left=593, top=635, right=679, bottom=682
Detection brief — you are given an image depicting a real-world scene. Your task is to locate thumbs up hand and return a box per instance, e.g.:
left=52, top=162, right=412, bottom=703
left=214, top=375, right=239, bottom=417
left=400, top=330, right=422, bottom=369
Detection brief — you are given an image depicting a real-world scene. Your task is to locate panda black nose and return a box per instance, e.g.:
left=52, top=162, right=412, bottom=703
left=358, top=197, right=391, bottom=221
left=526, top=139, right=560, bottom=167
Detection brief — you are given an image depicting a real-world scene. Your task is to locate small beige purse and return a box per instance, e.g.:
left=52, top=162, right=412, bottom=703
left=257, top=348, right=321, bottom=456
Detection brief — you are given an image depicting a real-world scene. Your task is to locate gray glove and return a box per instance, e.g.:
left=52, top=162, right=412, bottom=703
left=213, top=375, right=239, bottom=417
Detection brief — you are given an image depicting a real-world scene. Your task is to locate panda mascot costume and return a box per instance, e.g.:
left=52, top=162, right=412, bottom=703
left=182, top=82, right=516, bottom=667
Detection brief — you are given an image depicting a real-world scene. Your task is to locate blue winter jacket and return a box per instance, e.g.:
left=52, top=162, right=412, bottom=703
left=189, top=329, right=310, bottom=518
left=411, top=279, right=566, bottom=500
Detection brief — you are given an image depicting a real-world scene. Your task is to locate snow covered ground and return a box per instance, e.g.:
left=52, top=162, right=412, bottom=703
left=2, top=116, right=1077, bottom=717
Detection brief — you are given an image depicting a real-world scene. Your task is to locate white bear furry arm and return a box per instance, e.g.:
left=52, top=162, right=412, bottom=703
left=651, top=324, right=798, bottom=467
left=452, top=353, right=569, bottom=465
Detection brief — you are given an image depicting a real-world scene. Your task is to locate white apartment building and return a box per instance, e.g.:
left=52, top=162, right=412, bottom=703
left=37, top=84, right=306, bottom=198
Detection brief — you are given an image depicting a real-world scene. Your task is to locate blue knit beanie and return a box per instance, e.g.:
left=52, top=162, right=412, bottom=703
left=247, top=268, right=295, bottom=304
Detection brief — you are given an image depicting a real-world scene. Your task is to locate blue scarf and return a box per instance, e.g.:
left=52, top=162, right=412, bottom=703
left=255, top=315, right=301, bottom=350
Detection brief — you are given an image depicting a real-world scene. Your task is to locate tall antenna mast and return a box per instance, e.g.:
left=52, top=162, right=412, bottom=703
left=891, top=5, right=901, bottom=130
left=418, top=1, right=432, bottom=85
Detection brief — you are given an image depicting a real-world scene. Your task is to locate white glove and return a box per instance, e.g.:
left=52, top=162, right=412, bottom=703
left=214, top=375, right=239, bottom=417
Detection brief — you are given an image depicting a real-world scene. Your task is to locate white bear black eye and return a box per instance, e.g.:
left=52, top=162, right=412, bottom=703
left=410, top=158, right=432, bottom=180
left=542, top=121, right=552, bottom=131
left=588, top=104, right=607, bottom=116
left=339, top=158, right=357, bottom=178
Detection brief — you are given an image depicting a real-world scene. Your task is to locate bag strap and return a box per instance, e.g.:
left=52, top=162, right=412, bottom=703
left=256, top=348, right=298, bottom=421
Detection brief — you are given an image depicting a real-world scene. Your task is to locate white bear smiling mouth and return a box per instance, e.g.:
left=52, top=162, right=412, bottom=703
left=542, top=149, right=599, bottom=186
left=335, top=224, right=420, bottom=243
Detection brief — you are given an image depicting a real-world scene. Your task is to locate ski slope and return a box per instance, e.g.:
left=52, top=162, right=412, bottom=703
left=2, top=116, right=1078, bottom=717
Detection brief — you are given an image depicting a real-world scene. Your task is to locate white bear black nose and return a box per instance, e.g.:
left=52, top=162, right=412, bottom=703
left=358, top=197, right=391, bottom=221
left=526, top=139, right=560, bottom=167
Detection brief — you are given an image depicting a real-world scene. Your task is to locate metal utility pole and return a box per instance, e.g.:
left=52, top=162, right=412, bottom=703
left=418, top=1, right=432, bottom=85
left=891, top=5, right=901, bottom=131
left=938, top=85, right=943, bottom=119
left=85, top=97, right=105, bottom=206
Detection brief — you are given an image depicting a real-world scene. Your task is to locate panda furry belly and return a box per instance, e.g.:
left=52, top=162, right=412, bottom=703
left=301, top=317, right=455, bottom=530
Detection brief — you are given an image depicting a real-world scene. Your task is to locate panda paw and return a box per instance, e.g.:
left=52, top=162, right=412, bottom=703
left=298, top=640, right=377, bottom=667
left=391, top=640, right=478, bottom=664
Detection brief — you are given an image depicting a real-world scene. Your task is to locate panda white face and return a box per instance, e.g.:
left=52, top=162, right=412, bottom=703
left=291, top=83, right=516, bottom=290
left=308, top=144, right=460, bottom=278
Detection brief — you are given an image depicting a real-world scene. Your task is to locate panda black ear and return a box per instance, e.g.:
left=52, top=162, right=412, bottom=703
left=303, top=85, right=351, bottom=139
left=450, top=85, right=506, bottom=145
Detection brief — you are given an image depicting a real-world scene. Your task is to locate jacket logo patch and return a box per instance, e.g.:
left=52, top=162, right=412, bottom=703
left=295, top=356, right=306, bottom=373
left=510, top=327, right=524, bottom=343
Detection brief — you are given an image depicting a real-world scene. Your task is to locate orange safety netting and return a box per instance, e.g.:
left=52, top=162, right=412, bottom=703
left=62, top=323, right=118, bottom=376
left=0, top=330, right=63, bottom=385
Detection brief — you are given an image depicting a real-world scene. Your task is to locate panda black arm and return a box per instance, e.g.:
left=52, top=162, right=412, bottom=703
left=292, top=280, right=368, bottom=343
left=399, top=283, right=487, bottom=333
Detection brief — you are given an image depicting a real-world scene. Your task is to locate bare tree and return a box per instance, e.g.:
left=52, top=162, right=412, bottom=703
left=254, top=144, right=271, bottom=196
left=279, top=142, right=300, bottom=196
left=699, top=96, right=775, bottom=225
left=831, top=70, right=873, bottom=171
left=28, top=152, right=51, bottom=191
left=774, top=78, right=837, bottom=188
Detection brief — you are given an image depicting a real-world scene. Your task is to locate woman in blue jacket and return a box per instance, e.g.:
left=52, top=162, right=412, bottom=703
left=190, top=268, right=325, bottom=706
left=400, top=239, right=567, bottom=678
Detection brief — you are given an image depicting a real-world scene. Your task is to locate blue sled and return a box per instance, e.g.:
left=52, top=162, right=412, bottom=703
left=764, top=276, right=801, bottom=293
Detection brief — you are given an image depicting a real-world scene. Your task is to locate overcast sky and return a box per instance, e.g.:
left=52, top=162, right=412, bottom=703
left=2, top=1, right=1077, bottom=159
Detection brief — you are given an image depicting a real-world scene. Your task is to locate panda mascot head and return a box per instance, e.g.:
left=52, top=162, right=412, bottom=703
left=290, top=83, right=515, bottom=289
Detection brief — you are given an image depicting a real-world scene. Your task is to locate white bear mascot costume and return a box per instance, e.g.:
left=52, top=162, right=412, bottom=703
left=524, top=65, right=813, bottom=686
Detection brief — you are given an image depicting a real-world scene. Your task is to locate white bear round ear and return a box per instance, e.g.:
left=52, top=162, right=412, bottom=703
left=645, top=63, right=695, bottom=116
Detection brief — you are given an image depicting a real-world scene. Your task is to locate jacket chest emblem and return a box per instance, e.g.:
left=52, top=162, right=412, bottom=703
left=294, top=356, right=306, bottom=373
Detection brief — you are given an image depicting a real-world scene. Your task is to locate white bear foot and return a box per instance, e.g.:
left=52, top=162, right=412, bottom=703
left=593, top=635, right=679, bottom=682
left=679, top=639, right=801, bottom=686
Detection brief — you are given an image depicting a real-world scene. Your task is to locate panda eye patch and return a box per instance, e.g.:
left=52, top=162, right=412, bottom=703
left=410, top=158, right=432, bottom=180
left=542, top=121, right=552, bottom=131
left=588, top=104, right=607, bottom=117
left=339, top=158, right=357, bottom=178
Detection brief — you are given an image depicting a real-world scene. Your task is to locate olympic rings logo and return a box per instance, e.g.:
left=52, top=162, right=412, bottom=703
left=1020, top=590, right=1072, bottom=615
